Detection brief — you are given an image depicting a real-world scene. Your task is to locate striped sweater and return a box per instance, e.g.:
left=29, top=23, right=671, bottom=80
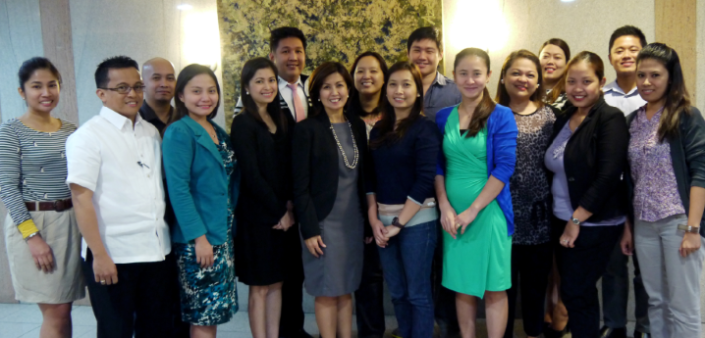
left=0, top=118, right=77, bottom=226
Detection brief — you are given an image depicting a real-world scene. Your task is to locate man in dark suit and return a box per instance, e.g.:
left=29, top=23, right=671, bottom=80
left=234, top=27, right=312, bottom=338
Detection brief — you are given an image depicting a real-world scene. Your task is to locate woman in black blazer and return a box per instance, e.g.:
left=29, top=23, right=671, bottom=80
left=543, top=52, right=629, bottom=338
left=230, top=58, right=295, bottom=338
left=292, top=62, right=368, bottom=338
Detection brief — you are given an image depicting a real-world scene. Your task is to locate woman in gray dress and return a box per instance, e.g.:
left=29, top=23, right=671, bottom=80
left=292, top=62, right=369, bottom=338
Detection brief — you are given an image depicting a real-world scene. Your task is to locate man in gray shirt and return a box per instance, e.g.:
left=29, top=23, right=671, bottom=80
left=601, top=25, right=650, bottom=338
left=407, top=27, right=462, bottom=122
left=407, top=26, right=462, bottom=338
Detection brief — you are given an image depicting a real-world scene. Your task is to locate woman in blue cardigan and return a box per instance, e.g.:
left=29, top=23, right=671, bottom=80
left=435, top=48, right=517, bottom=338
left=163, top=64, right=238, bottom=338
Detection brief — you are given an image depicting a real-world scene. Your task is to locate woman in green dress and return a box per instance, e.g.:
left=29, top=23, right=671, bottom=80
left=435, top=48, right=518, bottom=338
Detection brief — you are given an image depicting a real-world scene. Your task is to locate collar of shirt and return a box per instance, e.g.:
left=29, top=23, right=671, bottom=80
left=432, top=71, right=449, bottom=87
left=139, top=101, right=172, bottom=131
left=278, top=75, right=304, bottom=91
left=636, top=105, right=664, bottom=125
left=100, top=106, right=147, bottom=131
left=604, top=80, right=639, bottom=97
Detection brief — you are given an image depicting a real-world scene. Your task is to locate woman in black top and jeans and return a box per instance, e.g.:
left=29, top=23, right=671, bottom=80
left=543, top=52, right=629, bottom=338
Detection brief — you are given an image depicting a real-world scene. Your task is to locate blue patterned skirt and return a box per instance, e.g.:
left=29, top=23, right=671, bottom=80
left=174, top=234, right=237, bottom=326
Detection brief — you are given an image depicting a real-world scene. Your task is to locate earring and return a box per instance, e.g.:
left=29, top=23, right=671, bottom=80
left=318, top=99, right=321, bottom=102
left=245, top=91, right=249, bottom=95
left=501, top=79, right=504, bottom=84
left=417, top=94, right=420, bottom=97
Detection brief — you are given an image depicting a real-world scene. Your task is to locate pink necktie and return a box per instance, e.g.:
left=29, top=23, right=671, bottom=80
left=287, top=83, right=306, bottom=122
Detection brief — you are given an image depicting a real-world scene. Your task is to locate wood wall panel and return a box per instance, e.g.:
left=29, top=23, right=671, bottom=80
left=39, top=0, right=79, bottom=124
left=655, top=0, right=697, bottom=104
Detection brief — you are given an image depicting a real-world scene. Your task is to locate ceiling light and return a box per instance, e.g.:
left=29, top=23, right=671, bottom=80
left=177, top=4, right=193, bottom=10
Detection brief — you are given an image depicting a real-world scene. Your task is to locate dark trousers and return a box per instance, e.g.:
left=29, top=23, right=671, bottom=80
left=602, top=239, right=650, bottom=332
left=280, top=224, right=307, bottom=336
left=82, top=250, right=172, bottom=338
left=166, top=252, right=191, bottom=337
left=504, top=242, right=553, bottom=338
left=354, top=241, right=386, bottom=338
left=432, top=219, right=459, bottom=336
left=554, top=217, right=623, bottom=338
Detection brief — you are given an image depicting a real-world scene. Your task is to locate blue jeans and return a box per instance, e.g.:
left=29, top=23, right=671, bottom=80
left=377, top=221, right=437, bottom=338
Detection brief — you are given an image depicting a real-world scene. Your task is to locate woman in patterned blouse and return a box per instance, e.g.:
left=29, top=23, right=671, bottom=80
left=0, top=57, right=84, bottom=337
left=495, top=49, right=556, bottom=338
left=539, top=39, right=571, bottom=112
left=622, top=43, right=705, bottom=338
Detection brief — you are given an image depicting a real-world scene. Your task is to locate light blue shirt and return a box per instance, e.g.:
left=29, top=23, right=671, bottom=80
left=604, top=80, right=646, bottom=115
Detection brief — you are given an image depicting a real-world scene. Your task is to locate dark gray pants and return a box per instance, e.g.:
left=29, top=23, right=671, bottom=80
left=601, top=237, right=650, bottom=332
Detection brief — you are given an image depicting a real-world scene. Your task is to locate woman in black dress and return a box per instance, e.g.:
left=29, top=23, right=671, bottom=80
left=230, top=57, right=295, bottom=338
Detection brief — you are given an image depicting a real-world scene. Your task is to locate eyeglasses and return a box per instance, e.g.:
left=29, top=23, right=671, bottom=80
left=99, top=85, right=146, bottom=94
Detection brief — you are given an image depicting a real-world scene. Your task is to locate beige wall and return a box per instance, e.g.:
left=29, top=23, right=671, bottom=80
left=442, top=0, right=656, bottom=98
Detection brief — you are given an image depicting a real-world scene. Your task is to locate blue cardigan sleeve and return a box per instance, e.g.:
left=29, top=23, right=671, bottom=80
left=488, top=106, right=518, bottom=184
left=163, top=124, right=208, bottom=242
left=435, top=107, right=453, bottom=176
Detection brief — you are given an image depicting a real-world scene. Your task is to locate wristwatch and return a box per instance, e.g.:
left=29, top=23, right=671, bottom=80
left=24, top=232, right=40, bottom=242
left=570, top=216, right=582, bottom=226
left=391, top=217, right=406, bottom=229
left=678, top=224, right=700, bottom=234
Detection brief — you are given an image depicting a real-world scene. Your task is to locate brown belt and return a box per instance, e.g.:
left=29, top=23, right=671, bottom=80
left=25, top=198, right=73, bottom=212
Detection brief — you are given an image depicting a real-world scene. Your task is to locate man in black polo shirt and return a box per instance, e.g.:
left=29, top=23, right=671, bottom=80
left=139, top=57, right=175, bottom=133
left=139, top=57, right=188, bottom=338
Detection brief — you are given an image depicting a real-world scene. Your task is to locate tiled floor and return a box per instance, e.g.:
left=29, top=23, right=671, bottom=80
left=1, top=302, right=587, bottom=338
left=0, top=303, right=402, bottom=338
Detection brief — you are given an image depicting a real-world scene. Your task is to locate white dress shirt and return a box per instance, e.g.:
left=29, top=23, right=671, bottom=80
left=66, top=106, right=170, bottom=264
left=604, top=80, right=646, bottom=115
left=278, top=75, right=308, bottom=119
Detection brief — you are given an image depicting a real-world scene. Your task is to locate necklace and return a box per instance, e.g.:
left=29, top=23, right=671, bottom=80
left=330, top=122, right=359, bottom=169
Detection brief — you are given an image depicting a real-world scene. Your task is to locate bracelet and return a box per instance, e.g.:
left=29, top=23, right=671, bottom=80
left=677, top=224, right=700, bottom=234
left=24, top=232, right=40, bottom=242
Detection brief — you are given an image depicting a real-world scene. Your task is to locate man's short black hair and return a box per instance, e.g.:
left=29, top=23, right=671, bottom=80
left=95, top=56, right=139, bottom=88
left=609, top=25, right=647, bottom=53
left=270, top=27, right=307, bottom=53
left=407, top=26, right=443, bottom=52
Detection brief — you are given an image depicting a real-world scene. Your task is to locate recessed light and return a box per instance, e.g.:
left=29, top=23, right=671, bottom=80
left=177, top=4, right=193, bottom=10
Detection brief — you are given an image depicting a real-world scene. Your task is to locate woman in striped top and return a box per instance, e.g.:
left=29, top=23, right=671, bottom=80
left=0, top=57, right=84, bottom=338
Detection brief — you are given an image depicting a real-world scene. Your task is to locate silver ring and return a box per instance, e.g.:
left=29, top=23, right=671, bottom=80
left=100, top=280, right=106, bottom=285
left=561, top=240, right=568, bottom=244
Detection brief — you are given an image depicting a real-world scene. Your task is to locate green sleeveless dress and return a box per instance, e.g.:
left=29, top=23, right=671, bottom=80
left=441, top=107, right=512, bottom=298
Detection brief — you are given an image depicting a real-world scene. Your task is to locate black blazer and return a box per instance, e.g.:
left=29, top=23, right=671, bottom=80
left=292, top=110, right=370, bottom=240
left=231, top=111, right=295, bottom=225
left=548, top=97, right=629, bottom=222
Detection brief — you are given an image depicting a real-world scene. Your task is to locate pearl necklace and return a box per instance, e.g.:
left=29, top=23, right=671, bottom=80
left=330, top=122, right=359, bottom=169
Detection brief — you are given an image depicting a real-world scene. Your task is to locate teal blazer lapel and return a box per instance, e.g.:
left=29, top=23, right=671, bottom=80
left=182, top=116, right=224, bottom=172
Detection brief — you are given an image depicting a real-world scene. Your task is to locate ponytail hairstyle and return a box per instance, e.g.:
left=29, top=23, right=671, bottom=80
left=454, top=47, right=496, bottom=138
left=563, top=51, right=605, bottom=107
left=495, top=49, right=545, bottom=106
left=540, top=38, right=571, bottom=104
left=369, top=62, right=424, bottom=149
left=636, top=43, right=691, bottom=142
left=239, top=57, right=286, bottom=133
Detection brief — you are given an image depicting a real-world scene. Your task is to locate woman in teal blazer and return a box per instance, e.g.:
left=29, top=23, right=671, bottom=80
left=162, top=64, right=239, bottom=337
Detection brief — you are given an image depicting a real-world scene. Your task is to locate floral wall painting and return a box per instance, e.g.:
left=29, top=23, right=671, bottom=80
left=217, top=0, right=443, bottom=129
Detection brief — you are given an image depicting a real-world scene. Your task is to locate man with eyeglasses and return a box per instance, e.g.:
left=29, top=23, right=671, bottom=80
left=66, top=56, right=172, bottom=338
